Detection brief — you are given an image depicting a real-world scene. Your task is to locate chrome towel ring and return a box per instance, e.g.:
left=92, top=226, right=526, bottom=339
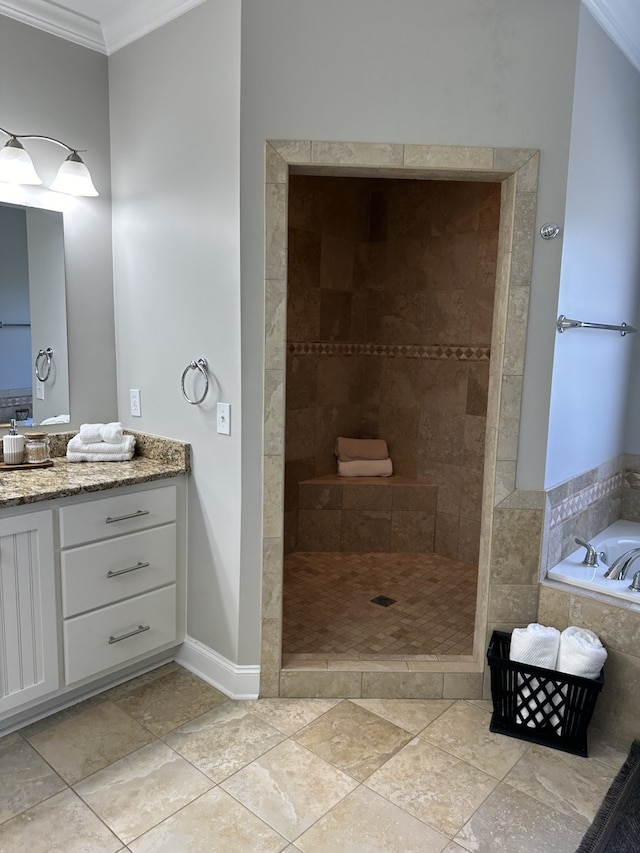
left=35, top=347, right=53, bottom=382
left=181, top=357, right=209, bottom=405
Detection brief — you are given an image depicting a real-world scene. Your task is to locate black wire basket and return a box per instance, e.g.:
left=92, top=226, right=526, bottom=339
left=486, top=630, right=605, bottom=757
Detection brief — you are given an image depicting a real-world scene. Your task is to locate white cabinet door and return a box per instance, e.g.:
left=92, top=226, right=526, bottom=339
left=0, top=510, right=58, bottom=713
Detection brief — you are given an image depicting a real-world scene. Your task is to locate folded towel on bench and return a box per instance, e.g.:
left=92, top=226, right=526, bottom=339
left=338, top=458, right=393, bottom=478
left=335, top=437, right=389, bottom=462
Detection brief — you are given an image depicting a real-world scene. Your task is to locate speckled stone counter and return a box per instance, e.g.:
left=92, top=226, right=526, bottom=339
left=0, top=431, right=190, bottom=509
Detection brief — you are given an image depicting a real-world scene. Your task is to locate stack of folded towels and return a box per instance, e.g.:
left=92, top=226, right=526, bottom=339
left=509, top=622, right=607, bottom=733
left=67, top=422, right=135, bottom=462
left=335, top=437, right=393, bottom=477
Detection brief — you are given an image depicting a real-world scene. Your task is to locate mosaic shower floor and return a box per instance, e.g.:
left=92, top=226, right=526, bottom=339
left=282, top=551, right=478, bottom=659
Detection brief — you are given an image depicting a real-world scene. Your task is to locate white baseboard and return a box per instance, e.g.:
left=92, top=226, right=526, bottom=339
left=175, top=636, right=260, bottom=699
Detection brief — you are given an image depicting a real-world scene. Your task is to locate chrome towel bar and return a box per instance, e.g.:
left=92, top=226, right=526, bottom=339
left=181, top=357, right=209, bottom=405
left=556, top=315, right=637, bottom=336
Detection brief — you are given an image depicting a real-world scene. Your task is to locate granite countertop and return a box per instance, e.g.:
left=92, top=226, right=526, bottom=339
left=0, top=431, right=190, bottom=509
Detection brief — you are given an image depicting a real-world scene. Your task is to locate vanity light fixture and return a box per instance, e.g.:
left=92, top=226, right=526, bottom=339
left=0, top=126, right=98, bottom=197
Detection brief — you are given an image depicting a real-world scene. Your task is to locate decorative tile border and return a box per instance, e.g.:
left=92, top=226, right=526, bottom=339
left=288, top=342, right=491, bottom=361
left=549, top=473, right=624, bottom=528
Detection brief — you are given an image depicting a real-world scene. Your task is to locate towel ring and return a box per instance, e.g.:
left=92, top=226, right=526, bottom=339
left=181, top=357, right=209, bottom=405
left=35, top=347, right=53, bottom=382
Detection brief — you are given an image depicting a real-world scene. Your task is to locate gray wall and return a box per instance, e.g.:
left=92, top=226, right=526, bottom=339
left=0, top=17, right=116, bottom=426
left=547, top=6, right=640, bottom=485
left=109, top=0, right=244, bottom=662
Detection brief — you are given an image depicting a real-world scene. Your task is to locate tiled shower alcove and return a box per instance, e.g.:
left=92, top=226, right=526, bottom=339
left=261, top=141, right=541, bottom=699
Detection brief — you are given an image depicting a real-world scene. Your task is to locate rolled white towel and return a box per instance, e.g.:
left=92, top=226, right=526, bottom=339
left=557, top=626, right=607, bottom=680
left=79, top=423, right=103, bottom=443
left=67, top=434, right=135, bottom=456
left=510, top=623, right=560, bottom=669
left=67, top=451, right=134, bottom=463
left=101, top=422, right=124, bottom=443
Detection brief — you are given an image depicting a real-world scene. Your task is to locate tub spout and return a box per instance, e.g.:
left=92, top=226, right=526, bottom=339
left=603, top=547, right=640, bottom=581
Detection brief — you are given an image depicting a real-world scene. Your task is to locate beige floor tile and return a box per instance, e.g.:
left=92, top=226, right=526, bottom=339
left=504, top=744, right=617, bottom=825
left=74, top=740, right=213, bottom=844
left=442, top=843, right=470, bottom=852
left=295, top=785, right=450, bottom=852
left=128, top=788, right=287, bottom=852
left=350, top=698, right=454, bottom=734
left=163, top=703, right=286, bottom=782
left=24, top=700, right=154, bottom=784
left=221, top=739, right=357, bottom=841
left=108, top=665, right=228, bottom=736
left=419, top=700, right=528, bottom=778
left=0, top=732, right=66, bottom=823
left=587, top=729, right=630, bottom=772
left=453, top=783, right=587, bottom=852
left=241, top=697, right=340, bottom=735
left=366, top=737, right=498, bottom=837
left=0, top=788, right=120, bottom=853
left=293, top=700, right=412, bottom=781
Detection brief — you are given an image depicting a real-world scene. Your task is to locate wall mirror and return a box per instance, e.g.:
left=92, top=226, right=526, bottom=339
left=0, top=201, right=70, bottom=426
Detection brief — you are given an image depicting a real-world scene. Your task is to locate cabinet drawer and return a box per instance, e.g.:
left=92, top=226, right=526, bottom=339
left=60, top=485, right=176, bottom=547
left=61, top=524, right=176, bottom=617
left=63, top=585, right=176, bottom=685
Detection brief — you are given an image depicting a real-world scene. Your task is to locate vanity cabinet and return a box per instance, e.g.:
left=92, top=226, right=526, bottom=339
left=0, top=472, right=186, bottom=731
left=0, top=510, right=58, bottom=713
left=59, top=485, right=178, bottom=685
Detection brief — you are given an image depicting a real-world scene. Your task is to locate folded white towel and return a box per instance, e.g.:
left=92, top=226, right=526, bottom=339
left=67, top=434, right=135, bottom=456
left=510, top=623, right=560, bottom=669
left=557, top=626, right=607, bottom=680
left=79, top=422, right=124, bottom=444
left=337, top=458, right=393, bottom=477
left=67, top=451, right=134, bottom=463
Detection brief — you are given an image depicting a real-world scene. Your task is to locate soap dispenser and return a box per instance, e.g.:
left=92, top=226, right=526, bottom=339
left=3, top=419, right=25, bottom=464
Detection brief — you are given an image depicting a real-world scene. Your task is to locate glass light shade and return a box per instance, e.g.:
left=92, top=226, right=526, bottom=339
left=49, top=152, right=98, bottom=197
left=0, top=139, right=43, bottom=185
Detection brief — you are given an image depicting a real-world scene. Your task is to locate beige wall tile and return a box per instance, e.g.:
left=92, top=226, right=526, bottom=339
left=503, top=286, right=530, bottom=376
left=265, top=182, right=287, bottom=280
left=491, top=507, right=543, bottom=585
left=269, top=139, right=312, bottom=164
left=391, top=511, right=436, bottom=552
left=536, top=584, right=571, bottom=631
left=443, top=673, right=484, bottom=699
left=264, top=369, right=284, bottom=456
left=262, top=538, right=283, bottom=621
left=405, top=145, right=494, bottom=170
left=510, top=192, right=537, bottom=287
left=488, top=584, right=538, bottom=623
left=312, top=141, right=403, bottom=166
left=361, top=671, right=445, bottom=698
left=265, top=142, right=288, bottom=183
left=280, top=670, right=362, bottom=698
left=297, top=509, right=342, bottom=551
left=263, top=455, right=284, bottom=539
left=591, top=648, right=640, bottom=745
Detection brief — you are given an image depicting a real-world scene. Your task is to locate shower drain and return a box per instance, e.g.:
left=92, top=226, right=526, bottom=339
left=370, top=595, right=397, bottom=607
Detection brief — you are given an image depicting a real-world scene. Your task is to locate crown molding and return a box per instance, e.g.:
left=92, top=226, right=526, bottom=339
left=0, top=0, right=106, bottom=53
left=0, top=0, right=207, bottom=55
left=102, top=0, right=206, bottom=54
left=582, top=0, right=640, bottom=72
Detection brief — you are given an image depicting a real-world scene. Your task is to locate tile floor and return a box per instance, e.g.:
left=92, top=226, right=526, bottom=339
left=0, top=662, right=626, bottom=852
left=283, top=551, right=477, bottom=657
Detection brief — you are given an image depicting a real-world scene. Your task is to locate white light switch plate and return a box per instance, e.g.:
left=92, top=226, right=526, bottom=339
left=130, top=388, right=141, bottom=417
left=217, top=402, right=231, bottom=435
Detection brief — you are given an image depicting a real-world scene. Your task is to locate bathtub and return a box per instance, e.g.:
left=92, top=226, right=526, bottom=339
left=547, top=519, right=640, bottom=605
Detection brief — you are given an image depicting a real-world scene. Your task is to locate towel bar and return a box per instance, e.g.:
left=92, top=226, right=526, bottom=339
left=181, top=357, right=209, bottom=405
left=557, top=315, right=637, bottom=336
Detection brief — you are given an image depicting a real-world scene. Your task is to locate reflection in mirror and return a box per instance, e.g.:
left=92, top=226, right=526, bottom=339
left=0, top=201, right=70, bottom=426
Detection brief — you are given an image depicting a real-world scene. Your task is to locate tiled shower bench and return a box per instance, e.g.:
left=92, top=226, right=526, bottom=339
left=296, top=474, right=438, bottom=552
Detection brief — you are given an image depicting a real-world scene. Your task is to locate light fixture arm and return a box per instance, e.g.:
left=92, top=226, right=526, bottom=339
left=0, top=125, right=85, bottom=155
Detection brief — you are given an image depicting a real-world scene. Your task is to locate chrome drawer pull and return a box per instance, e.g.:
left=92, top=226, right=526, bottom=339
left=107, top=561, right=150, bottom=579
left=105, top=509, right=150, bottom=524
left=108, top=624, right=150, bottom=644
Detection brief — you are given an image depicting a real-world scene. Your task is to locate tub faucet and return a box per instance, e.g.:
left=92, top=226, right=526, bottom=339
left=574, top=537, right=599, bottom=567
left=603, top=547, right=640, bottom=581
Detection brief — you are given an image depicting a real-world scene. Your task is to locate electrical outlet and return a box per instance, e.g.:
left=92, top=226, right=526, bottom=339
left=216, top=402, right=231, bottom=435
left=130, top=388, right=141, bottom=417
left=36, top=380, right=45, bottom=400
